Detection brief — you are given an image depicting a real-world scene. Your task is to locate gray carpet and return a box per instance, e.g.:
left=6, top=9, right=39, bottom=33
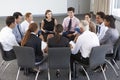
left=0, top=56, right=120, bottom=80
left=0, top=14, right=120, bottom=80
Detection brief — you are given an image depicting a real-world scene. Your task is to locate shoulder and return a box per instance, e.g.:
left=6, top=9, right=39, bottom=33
left=73, top=16, right=79, bottom=21
left=63, top=16, right=69, bottom=21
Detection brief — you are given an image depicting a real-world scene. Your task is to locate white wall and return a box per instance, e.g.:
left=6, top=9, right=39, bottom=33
left=90, top=0, right=94, bottom=12
left=67, top=0, right=90, bottom=14
left=0, top=0, right=67, bottom=16
left=67, top=0, right=79, bottom=14
left=78, top=0, right=90, bottom=14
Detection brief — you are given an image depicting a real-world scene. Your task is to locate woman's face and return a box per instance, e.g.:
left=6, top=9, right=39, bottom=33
left=46, top=12, right=52, bottom=19
left=104, top=19, right=110, bottom=27
left=85, top=15, right=90, bottom=22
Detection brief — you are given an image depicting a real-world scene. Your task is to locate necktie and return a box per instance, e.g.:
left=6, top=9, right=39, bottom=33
left=17, top=25, right=23, bottom=38
left=68, top=19, right=72, bottom=31
left=98, top=26, right=101, bottom=33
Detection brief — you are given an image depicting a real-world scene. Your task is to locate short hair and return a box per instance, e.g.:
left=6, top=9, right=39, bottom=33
left=67, top=7, right=75, bottom=12
left=6, top=16, right=15, bottom=26
left=80, top=20, right=89, bottom=31
left=45, top=10, right=52, bottom=18
left=85, top=13, right=91, bottom=18
left=96, top=11, right=105, bottom=19
left=25, top=12, right=32, bottom=19
left=13, top=12, right=22, bottom=19
left=104, top=15, right=116, bottom=28
left=55, top=24, right=63, bottom=33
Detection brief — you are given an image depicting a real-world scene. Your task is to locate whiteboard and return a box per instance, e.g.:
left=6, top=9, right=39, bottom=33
left=0, top=0, right=67, bottom=16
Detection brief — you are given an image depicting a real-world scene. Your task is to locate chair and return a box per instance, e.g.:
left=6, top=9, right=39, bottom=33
left=106, top=37, right=120, bottom=70
left=13, top=46, right=45, bottom=80
left=48, top=47, right=71, bottom=80
left=0, top=42, right=16, bottom=79
left=74, top=45, right=111, bottom=80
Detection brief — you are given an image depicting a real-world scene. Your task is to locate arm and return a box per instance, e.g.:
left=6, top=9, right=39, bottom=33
left=54, top=19, right=58, bottom=26
left=8, top=35, right=19, bottom=47
left=100, top=29, right=111, bottom=45
left=71, top=36, right=81, bottom=54
left=41, top=20, right=45, bottom=32
left=62, top=19, right=66, bottom=32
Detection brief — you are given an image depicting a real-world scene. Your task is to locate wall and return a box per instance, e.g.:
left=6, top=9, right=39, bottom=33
left=67, top=0, right=79, bottom=14
left=67, top=0, right=90, bottom=14
left=0, top=0, right=67, bottom=16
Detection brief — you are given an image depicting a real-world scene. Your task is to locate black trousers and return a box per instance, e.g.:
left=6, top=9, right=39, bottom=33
left=4, top=49, right=16, bottom=60
left=70, top=53, right=89, bottom=72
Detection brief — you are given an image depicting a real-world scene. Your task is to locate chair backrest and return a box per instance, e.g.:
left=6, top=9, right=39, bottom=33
left=89, top=45, right=111, bottom=69
left=13, top=46, right=35, bottom=68
left=0, top=42, right=8, bottom=60
left=113, top=37, right=120, bottom=60
left=48, top=47, right=71, bottom=69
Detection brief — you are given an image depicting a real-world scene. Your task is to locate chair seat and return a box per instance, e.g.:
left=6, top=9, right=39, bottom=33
left=105, top=54, right=114, bottom=60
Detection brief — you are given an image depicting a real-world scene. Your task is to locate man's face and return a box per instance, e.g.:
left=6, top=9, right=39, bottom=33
left=67, top=11, right=74, bottom=18
left=16, top=16, right=22, bottom=24
left=28, top=14, right=33, bottom=21
left=85, top=15, right=91, bottom=22
left=96, top=15, right=103, bottom=24
left=11, top=21, right=16, bottom=28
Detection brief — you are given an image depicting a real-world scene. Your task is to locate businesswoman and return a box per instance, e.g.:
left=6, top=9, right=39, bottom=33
left=41, top=10, right=57, bottom=42
left=21, top=23, right=45, bottom=63
left=48, top=24, right=69, bottom=47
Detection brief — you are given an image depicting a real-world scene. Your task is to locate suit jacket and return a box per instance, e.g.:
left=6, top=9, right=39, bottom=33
left=25, top=34, right=43, bottom=62
left=100, top=28, right=119, bottom=46
left=100, top=28, right=119, bottom=52
left=48, top=35, right=69, bottom=47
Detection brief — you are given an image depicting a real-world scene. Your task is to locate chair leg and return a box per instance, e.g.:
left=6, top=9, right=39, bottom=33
left=81, top=65, right=90, bottom=80
left=105, top=59, right=119, bottom=77
left=48, top=69, right=50, bottom=80
left=69, top=67, right=71, bottom=80
left=35, top=67, right=41, bottom=80
left=100, top=65, right=107, bottom=80
left=0, top=61, right=5, bottom=68
left=74, top=62, right=77, bottom=78
left=0, top=61, right=12, bottom=79
left=112, top=59, right=120, bottom=70
left=16, top=67, right=21, bottom=80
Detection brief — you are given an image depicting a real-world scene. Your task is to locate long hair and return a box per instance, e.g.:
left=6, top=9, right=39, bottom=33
left=104, top=15, right=116, bottom=28
left=45, top=10, right=52, bottom=18
left=54, top=24, right=63, bottom=43
left=21, top=23, right=38, bottom=46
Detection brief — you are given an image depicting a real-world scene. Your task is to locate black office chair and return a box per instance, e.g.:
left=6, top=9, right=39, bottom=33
left=0, top=42, right=16, bottom=79
left=48, top=47, right=71, bottom=80
left=13, top=46, right=45, bottom=80
left=106, top=37, right=120, bottom=70
left=74, top=45, right=111, bottom=80
left=104, top=37, right=120, bottom=77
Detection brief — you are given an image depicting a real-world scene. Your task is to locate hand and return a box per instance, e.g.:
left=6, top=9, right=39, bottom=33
left=67, top=34, right=73, bottom=37
left=69, top=44, right=73, bottom=49
left=74, top=34, right=80, bottom=42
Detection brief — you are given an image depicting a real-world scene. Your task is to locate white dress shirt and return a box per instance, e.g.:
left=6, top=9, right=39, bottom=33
left=0, top=26, right=19, bottom=51
left=70, top=30, right=100, bottom=58
left=62, top=16, right=80, bottom=32
left=97, top=22, right=108, bottom=40
left=20, top=20, right=30, bottom=35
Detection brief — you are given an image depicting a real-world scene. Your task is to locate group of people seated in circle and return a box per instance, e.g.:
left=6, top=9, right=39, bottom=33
left=0, top=7, right=119, bottom=75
